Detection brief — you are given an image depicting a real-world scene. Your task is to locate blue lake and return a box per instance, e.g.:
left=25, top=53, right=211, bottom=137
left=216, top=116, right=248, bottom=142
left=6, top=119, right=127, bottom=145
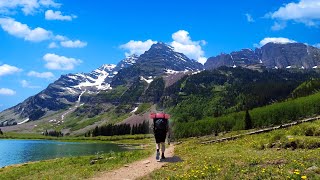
left=0, top=139, right=126, bottom=168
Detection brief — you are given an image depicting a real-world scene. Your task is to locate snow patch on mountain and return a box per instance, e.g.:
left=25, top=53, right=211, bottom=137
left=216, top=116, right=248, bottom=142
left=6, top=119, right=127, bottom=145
left=165, top=69, right=181, bottom=74
left=73, top=64, right=116, bottom=90
left=17, top=118, right=29, bottom=125
left=131, top=107, right=138, bottom=113
left=140, top=76, right=154, bottom=83
left=119, top=54, right=139, bottom=68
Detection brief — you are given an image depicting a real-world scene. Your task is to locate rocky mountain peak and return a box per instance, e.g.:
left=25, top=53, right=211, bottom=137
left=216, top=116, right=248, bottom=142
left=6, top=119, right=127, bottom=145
left=205, top=42, right=320, bottom=70
left=118, top=54, right=139, bottom=68
left=139, top=42, right=202, bottom=69
left=97, top=64, right=117, bottom=72
left=149, top=42, right=174, bottom=50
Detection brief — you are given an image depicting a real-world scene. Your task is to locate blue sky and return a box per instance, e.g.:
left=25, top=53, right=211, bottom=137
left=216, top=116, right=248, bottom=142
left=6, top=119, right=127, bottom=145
left=0, top=0, right=319, bottom=111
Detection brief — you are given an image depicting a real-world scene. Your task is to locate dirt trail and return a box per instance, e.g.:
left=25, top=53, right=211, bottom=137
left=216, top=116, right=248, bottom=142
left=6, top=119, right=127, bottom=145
left=92, top=144, right=177, bottom=180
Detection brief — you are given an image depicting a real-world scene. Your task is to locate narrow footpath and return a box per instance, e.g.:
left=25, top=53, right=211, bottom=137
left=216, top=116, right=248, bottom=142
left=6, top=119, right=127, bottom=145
left=92, top=144, right=175, bottom=180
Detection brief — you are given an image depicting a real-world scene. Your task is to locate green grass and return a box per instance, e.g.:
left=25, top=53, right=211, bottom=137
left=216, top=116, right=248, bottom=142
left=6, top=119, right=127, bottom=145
left=143, top=120, right=320, bottom=179
left=0, top=132, right=56, bottom=140
left=105, top=108, right=131, bottom=124
left=58, top=113, right=108, bottom=132
left=135, top=103, right=152, bottom=115
left=54, top=108, right=130, bottom=133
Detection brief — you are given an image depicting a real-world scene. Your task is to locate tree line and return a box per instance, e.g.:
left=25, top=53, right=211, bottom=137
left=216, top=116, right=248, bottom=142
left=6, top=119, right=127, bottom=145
left=44, top=130, right=63, bottom=137
left=85, top=121, right=150, bottom=137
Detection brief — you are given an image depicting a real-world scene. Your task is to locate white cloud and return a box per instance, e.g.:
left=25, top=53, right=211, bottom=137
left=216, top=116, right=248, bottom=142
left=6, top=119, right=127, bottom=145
left=43, top=53, right=82, bottom=70
left=120, top=40, right=157, bottom=57
left=314, top=44, right=320, bottom=48
left=0, top=0, right=60, bottom=15
left=245, top=13, right=254, bottom=22
left=0, top=64, right=22, bottom=76
left=26, top=27, right=52, bottom=42
left=45, top=10, right=77, bottom=21
left=48, top=42, right=58, bottom=48
left=0, top=17, right=52, bottom=42
left=39, top=0, right=60, bottom=8
left=60, top=40, right=87, bottom=48
left=258, top=37, right=297, bottom=47
left=0, top=88, right=16, bottom=95
left=20, top=80, right=40, bottom=89
left=27, top=71, right=54, bottom=79
left=54, top=35, right=68, bottom=41
left=268, top=0, right=320, bottom=27
left=171, top=30, right=207, bottom=64
left=271, top=22, right=287, bottom=31
left=0, top=18, right=87, bottom=47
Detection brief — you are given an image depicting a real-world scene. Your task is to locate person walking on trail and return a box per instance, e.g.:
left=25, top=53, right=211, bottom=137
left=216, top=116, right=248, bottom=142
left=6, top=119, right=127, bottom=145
left=150, top=112, right=170, bottom=162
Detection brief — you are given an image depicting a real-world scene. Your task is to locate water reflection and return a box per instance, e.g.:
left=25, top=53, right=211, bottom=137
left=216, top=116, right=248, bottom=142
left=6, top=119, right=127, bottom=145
left=0, top=139, right=125, bottom=167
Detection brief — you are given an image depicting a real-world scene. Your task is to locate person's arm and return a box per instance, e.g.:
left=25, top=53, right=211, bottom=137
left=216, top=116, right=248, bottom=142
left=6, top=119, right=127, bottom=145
left=153, top=119, right=155, bottom=133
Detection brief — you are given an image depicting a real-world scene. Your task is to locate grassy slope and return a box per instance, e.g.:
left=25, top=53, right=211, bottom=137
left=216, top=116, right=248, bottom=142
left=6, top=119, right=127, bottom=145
left=0, top=136, right=154, bottom=180
left=144, top=121, right=320, bottom=180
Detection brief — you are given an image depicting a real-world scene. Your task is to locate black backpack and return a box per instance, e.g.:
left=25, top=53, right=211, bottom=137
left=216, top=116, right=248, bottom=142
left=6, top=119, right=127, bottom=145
left=154, top=118, right=167, bottom=131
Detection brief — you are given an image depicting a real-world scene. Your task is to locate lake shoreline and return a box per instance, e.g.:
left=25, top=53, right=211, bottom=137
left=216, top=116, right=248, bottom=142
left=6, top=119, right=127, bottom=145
left=0, top=133, right=153, bottom=143
left=0, top=138, right=153, bottom=179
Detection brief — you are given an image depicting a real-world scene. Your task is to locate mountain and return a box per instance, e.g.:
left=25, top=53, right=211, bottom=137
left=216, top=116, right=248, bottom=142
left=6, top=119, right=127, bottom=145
left=0, top=43, right=203, bottom=125
left=0, top=59, right=133, bottom=125
left=111, top=42, right=203, bottom=86
left=205, top=43, right=320, bottom=69
left=0, top=64, right=117, bottom=125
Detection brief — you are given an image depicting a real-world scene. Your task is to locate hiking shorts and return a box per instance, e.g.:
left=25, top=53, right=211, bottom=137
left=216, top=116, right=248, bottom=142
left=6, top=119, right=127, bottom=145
left=154, top=131, right=167, bottom=143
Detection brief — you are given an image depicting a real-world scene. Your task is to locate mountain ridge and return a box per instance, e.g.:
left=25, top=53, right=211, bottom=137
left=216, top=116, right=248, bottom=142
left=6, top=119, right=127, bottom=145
left=1, top=41, right=320, bottom=127
left=205, top=42, right=320, bottom=69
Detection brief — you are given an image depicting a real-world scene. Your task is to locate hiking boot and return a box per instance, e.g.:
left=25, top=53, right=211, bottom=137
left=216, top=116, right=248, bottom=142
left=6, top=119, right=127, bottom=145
left=156, top=151, right=160, bottom=161
left=161, top=153, right=165, bottom=159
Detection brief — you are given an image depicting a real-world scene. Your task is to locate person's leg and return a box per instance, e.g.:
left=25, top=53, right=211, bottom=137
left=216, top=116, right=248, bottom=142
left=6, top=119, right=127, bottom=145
left=156, top=143, right=160, bottom=151
left=160, top=142, right=166, bottom=159
left=156, top=143, right=160, bottom=160
left=155, top=133, right=161, bottom=161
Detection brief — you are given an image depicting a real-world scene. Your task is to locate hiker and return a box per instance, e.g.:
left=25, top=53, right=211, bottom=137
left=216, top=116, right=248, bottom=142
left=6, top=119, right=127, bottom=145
left=150, top=112, right=170, bottom=161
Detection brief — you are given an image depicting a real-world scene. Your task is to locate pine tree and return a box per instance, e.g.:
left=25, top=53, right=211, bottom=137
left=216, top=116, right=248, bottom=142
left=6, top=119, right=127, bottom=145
left=244, top=109, right=252, bottom=130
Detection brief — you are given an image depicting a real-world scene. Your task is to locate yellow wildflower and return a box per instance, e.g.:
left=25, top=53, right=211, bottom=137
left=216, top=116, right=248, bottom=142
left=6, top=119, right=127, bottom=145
left=301, top=175, right=307, bottom=179
left=293, top=169, right=300, bottom=175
